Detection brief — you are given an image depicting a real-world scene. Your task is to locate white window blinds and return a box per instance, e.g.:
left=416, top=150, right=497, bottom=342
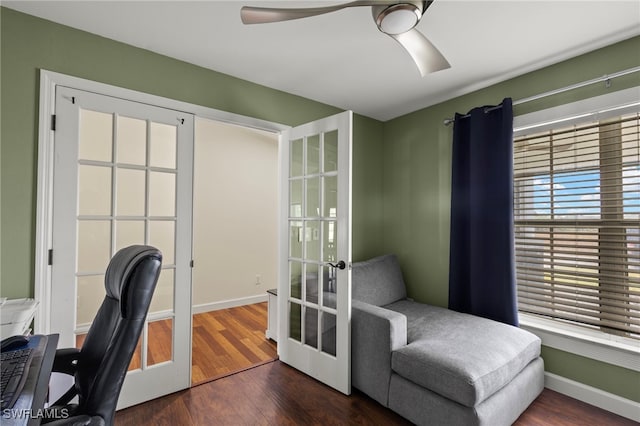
left=514, top=112, right=640, bottom=339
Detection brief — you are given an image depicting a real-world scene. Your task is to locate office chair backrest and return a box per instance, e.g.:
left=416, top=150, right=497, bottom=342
left=76, top=245, right=162, bottom=424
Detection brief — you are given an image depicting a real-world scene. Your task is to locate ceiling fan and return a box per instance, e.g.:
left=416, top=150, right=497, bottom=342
left=240, top=1, right=450, bottom=77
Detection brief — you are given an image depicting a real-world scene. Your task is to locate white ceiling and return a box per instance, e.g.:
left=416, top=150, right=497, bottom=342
left=4, top=1, right=640, bottom=121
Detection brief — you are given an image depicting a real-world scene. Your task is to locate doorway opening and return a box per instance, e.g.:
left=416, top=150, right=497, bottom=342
left=191, top=118, right=279, bottom=384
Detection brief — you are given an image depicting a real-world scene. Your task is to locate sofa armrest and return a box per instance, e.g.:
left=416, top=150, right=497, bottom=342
left=352, top=299, right=407, bottom=406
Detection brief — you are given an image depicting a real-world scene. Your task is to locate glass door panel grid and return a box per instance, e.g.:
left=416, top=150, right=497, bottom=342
left=75, top=110, right=177, bottom=368
left=288, top=131, right=339, bottom=355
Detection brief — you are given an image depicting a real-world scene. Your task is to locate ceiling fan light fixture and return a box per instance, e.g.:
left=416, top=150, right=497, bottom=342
left=375, top=3, right=422, bottom=35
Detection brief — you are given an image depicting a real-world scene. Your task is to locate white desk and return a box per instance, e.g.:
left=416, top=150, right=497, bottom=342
left=1, top=299, right=39, bottom=338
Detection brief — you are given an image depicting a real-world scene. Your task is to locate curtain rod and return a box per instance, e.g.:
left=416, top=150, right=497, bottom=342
left=442, top=65, right=640, bottom=126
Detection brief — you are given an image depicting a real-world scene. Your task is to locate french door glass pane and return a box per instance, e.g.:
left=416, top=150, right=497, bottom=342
left=76, top=274, right=104, bottom=326
left=290, top=180, right=303, bottom=217
left=78, top=165, right=112, bottom=216
left=323, top=130, right=338, bottom=173
left=147, top=319, right=173, bottom=366
left=149, top=172, right=176, bottom=216
left=305, top=221, right=321, bottom=261
left=305, top=307, right=318, bottom=348
left=148, top=221, right=175, bottom=265
left=290, top=221, right=303, bottom=258
left=149, top=268, right=175, bottom=314
left=307, top=134, right=320, bottom=175
left=306, top=177, right=321, bottom=217
left=117, top=116, right=146, bottom=165
left=321, top=312, right=337, bottom=356
left=321, top=263, right=337, bottom=310
left=79, top=109, right=113, bottom=162
left=323, top=221, right=337, bottom=263
left=116, top=168, right=146, bottom=216
left=290, top=138, right=303, bottom=177
left=115, top=220, right=145, bottom=252
left=290, top=261, right=302, bottom=299
left=77, top=220, right=111, bottom=273
left=150, top=122, right=177, bottom=169
left=289, top=302, right=301, bottom=342
left=305, top=264, right=319, bottom=304
left=324, top=175, right=338, bottom=217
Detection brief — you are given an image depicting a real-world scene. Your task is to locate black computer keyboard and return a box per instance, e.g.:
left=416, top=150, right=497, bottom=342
left=1, top=348, right=33, bottom=410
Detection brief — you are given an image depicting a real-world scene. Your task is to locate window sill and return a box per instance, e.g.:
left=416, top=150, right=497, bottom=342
left=519, top=313, right=640, bottom=372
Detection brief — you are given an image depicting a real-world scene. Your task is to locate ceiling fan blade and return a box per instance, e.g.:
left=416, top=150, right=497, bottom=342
left=241, top=1, right=383, bottom=24
left=390, top=28, right=450, bottom=76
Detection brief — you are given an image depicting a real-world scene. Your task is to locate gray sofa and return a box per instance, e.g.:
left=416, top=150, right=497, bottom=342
left=351, top=254, right=544, bottom=426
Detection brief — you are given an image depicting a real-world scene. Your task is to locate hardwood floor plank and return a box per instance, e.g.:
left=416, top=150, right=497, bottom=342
left=514, top=388, right=637, bottom=426
left=219, top=327, right=262, bottom=363
left=115, top=302, right=635, bottom=425
left=117, top=360, right=637, bottom=426
left=190, top=303, right=278, bottom=384
left=116, top=361, right=410, bottom=426
left=194, top=323, right=228, bottom=357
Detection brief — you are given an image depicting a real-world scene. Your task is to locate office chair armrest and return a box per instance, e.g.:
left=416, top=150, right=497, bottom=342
left=43, top=414, right=105, bottom=426
left=50, top=348, right=82, bottom=407
left=52, top=348, right=81, bottom=375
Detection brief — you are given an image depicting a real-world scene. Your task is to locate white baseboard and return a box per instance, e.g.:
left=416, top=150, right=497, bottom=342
left=192, top=294, right=268, bottom=314
left=544, top=372, right=640, bottom=422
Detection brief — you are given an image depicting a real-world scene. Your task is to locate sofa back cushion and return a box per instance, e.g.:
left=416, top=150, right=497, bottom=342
left=352, top=254, right=407, bottom=306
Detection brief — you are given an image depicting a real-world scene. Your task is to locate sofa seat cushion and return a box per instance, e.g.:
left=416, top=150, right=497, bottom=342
left=386, top=300, right=541, bottom=408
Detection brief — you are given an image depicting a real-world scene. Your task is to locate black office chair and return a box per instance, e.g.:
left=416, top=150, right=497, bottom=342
left=45, top=245, right=162, bottom=426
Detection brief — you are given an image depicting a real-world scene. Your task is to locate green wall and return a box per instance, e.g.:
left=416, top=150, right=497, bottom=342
left=0, top=7, right=385, bottom=298
left=382, top=36, right=640, bottom=402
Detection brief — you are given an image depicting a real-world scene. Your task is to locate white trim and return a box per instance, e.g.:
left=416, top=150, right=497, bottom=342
left=191, top=294, right=268, bottom=315
left=513, top=85, right=640, bottom=135
left=41, top=70, right=288, bottom=132
left=35, top=69, right=290, bottom=335
left=513, top=84, right=640, bottom=371
left=520, top=313, right=640, bottom=372
left=34, top=71, right=56, bottom=334
left=544, top=372, right=640, bottom=422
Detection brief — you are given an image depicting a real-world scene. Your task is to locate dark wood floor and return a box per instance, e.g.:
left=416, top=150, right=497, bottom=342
left=114, top=303, right=637, bottom=425
left=116, top=360, right=637, bottom=426
left=514, top=388, right=638, bottom=426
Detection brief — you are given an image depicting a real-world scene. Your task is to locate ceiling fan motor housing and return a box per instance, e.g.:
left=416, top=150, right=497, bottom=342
left=372, top=1, right=428, bottom=35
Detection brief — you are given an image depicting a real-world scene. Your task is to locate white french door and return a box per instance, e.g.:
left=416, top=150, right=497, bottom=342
left=50, top=86, right=193, bottom=408
left=278, top=111, right=352, bottom=394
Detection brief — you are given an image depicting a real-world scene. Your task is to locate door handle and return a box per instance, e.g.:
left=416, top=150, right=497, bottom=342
left=327, top=260, right=346, bottom=270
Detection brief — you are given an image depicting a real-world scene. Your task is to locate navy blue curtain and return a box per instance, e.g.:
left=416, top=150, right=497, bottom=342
left=448, top=98, right=518, bottom=326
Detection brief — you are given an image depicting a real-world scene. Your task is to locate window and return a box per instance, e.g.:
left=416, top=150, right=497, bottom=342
left=514, top=112, right=639, bottom=340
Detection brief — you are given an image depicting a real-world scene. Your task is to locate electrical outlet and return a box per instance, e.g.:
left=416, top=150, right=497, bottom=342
left=255, top=274, right=261, bottom=286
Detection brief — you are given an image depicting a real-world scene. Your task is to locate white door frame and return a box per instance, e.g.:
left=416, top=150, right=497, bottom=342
left=35, top=70, right=288, bottom=337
